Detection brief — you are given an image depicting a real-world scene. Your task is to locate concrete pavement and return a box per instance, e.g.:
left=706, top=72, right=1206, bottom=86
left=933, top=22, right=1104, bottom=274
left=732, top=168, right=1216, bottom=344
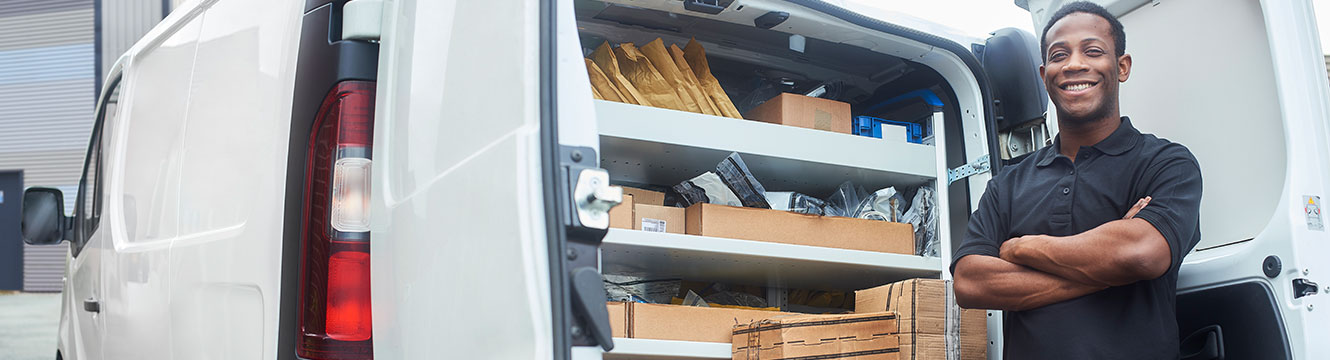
left=0, top=293, right=60, bottom=360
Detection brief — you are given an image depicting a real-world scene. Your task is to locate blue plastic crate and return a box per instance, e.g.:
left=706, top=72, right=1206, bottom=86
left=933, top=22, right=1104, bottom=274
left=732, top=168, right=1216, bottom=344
left=853, top=116, right=925, bottom=144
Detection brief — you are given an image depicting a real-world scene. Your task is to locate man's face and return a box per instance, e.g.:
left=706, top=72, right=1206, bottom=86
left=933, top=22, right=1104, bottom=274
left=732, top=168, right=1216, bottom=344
left=1040, top=12, right=1131, bottom=123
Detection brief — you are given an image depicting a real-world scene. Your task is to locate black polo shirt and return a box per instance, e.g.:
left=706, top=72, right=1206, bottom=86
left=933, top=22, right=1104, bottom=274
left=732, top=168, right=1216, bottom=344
left=952, top=117, right=1203, bottom=359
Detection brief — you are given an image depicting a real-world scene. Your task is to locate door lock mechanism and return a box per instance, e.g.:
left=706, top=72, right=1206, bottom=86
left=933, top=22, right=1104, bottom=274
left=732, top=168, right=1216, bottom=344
left=1293, top=278, right=1319, bottom=299
left=573, top=169, right=621, bottom=230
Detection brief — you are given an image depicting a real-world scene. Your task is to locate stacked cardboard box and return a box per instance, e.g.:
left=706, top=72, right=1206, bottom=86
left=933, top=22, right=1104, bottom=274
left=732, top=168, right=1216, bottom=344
left=855, top=279, right=988, bottom=360
left=686, top=203, right=914, bottom=254
left=731, top=312, right=901, bottom=360
left=746, top=93, right=853, bottom=134
left=607, top=302, right=794, bottom=343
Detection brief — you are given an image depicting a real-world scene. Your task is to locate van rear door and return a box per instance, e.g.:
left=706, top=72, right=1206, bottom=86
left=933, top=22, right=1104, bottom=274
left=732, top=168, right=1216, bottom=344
left=1020, top=0, right=1330, bottom=358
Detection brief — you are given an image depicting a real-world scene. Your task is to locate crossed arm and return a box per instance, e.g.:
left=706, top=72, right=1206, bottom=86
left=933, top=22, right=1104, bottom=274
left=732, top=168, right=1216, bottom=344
left=954, top=197, right=1173, bottom=311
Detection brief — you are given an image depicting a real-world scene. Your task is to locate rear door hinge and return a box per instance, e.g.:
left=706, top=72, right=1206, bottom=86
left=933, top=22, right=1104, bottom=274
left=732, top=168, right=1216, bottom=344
left=342, top=0, right=385, bottom=41
left=948, top=155, right=991, bottom=185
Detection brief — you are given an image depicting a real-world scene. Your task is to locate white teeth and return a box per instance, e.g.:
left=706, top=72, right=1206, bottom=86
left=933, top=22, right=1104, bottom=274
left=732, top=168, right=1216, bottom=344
left=1065, top=83, right=1092, bottom=91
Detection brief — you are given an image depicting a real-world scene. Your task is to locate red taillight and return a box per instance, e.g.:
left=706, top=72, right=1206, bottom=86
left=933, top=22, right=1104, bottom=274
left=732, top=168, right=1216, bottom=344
left=297, top=80, right=375, bottom=360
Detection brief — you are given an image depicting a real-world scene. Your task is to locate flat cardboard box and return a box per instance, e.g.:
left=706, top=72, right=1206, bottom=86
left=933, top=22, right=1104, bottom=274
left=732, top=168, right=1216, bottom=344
left=855, top=279, right=988, bottom=360
left=634, top=204, right=686, bottom=234
left=620, top=186, right=665, bottom=206
left=631, top=303, right=793, bottom=343
left=732, top=312, right=901, bottom=360
left=745, top=93, right=852, bottom=134
left=685, top=203, right=914, bottom=254
left=608, top=301, right=628, bottom=338
left=609, top=194, right=635, bottom=230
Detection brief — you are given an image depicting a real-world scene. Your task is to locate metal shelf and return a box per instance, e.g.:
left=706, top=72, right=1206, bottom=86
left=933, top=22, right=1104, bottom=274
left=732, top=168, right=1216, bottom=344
left=603, top=338, right=730, bottom=360
left=595, top=100, right=937, bottom=195
left=600, top=229, right=944, bottom=291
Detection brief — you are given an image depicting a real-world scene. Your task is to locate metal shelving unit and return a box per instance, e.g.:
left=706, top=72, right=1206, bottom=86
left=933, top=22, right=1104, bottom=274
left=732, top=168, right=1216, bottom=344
left=601, top=229, right=943, bottom=291
left=595, top=100, right=937, bottom=195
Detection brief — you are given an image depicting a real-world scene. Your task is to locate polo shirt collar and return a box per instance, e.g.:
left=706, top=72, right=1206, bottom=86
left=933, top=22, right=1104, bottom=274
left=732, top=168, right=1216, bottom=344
left=1036, top=117, right=1139, bottom=167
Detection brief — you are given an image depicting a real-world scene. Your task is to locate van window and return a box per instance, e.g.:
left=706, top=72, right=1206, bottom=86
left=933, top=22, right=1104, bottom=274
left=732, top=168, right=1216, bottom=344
left=73, top=80, right=121, bottom=256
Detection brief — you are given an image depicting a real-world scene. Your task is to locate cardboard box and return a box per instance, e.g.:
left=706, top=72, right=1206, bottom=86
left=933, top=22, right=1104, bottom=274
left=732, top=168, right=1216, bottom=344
left=609, top=194, right=635, bottom=230
left=685, top=203, right=914, bottom=254
left=855, top=279, right=988, bottom=360
left=635, top=204, right=686, bottom=234
left=732, top=312, right=901, bottom=360
left=608, top=301, right=628, bottom=338
left=745, top=93, right=852, bottom=134
left=630, top=303, right=793, bottom=343
left=621, top=186, right=665, bottom=206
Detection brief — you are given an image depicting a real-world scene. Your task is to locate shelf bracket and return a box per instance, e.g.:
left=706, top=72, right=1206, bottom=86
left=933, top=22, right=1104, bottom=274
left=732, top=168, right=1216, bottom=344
left=947, top=155, right=991, bottom=185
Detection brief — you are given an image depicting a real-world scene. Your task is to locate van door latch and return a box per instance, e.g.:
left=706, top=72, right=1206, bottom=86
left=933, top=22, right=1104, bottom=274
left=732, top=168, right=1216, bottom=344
left=948, top=155, right=991, bottom=185
left=1293, top=278, right=1318, bottom=299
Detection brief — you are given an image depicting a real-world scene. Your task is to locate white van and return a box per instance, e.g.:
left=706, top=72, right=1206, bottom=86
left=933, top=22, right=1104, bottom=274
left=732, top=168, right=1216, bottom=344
left=17, top=0, right=1328, bottom=359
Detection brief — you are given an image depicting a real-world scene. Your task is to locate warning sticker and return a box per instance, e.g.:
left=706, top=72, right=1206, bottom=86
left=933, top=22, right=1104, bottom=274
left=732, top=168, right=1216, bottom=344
left=641, top=218, right=667, bottom=233
left=1305, top=195, right=1323, bottom=231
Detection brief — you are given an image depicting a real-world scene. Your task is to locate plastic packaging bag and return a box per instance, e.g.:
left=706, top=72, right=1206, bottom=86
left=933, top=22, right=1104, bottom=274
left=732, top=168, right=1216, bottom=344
left=603, top=274, right=680, bottom=304
left=824, top=181, right=868, bottom=218
left=901, top=184, right=938, bottom=257
left=766, top=191, right=826, bottom=215
left=856, top=187, right=906, bottom=222
left=674, top=152, right=771, bottom=209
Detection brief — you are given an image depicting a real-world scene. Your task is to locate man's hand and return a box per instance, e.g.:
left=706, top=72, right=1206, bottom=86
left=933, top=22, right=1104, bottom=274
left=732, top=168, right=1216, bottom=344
left=1123, top=196, right=1151, bottom=219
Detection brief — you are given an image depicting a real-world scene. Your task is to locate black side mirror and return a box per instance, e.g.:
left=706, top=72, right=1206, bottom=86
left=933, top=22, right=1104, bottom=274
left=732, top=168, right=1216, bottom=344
left=22, top=187, right=69, bottom=245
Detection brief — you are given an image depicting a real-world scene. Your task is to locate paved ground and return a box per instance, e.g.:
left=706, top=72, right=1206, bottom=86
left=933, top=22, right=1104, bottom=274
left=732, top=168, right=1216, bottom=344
left=0, top=293, right=60, bottom=360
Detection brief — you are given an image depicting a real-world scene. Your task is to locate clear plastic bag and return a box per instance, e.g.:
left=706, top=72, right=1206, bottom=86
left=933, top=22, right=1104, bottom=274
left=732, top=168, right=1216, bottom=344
left=603, top=274, right=680, bottom=304
left=766, top=191, right=826, bottom=215
left=901, top=184, right=938, bottom=257
left=824, top=181, right=868, bottom=218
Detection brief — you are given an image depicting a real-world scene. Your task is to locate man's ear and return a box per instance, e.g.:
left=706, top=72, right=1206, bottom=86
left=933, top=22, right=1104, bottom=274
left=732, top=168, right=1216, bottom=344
left=1039, top=64, right=1047, bottom=83
left=1117, top=53, right=1133, bottom=82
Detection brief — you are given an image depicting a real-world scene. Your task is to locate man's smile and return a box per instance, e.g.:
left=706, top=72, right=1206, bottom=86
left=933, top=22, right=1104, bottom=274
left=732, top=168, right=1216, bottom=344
left=1058, top=80, right=1100, bottom=95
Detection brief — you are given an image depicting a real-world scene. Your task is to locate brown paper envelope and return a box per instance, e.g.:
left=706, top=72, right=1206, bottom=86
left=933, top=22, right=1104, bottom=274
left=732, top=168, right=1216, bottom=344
left=640, top=38, right=702, bottom=113
left=683, top=38, right=743, bottom=118
left=591, top=83, right=605, bottom=100
left=590, top=42, right=649, bottom=106
left=585, top=58, right=624, bottom=102
left=615, top=42, right=688, bottom=111
left=670, top=44, right=721, bottom=116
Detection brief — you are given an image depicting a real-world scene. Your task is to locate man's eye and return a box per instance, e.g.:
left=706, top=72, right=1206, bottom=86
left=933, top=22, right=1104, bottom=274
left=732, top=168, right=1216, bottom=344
left=1050, top=53, right=1067, bottom=61
left=1086, top=48, right=1104, bottom=56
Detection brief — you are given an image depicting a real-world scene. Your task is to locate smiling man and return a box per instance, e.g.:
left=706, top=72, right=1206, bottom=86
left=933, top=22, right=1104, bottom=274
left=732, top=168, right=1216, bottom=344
left=951, top=2, right=1203, bottom=359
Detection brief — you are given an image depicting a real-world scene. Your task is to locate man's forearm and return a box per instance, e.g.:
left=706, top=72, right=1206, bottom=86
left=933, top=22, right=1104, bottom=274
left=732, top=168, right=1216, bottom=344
left=1001, top=218, right=1172, bottom=287
left=953, top=255, right=1106, bottom=311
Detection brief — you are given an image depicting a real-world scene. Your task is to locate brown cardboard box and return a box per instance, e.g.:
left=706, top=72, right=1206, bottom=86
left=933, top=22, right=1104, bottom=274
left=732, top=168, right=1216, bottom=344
left=608, top=302, right=628, bottom=338
left=620, top=186, right=665, bottom=206
left=854, top=279, right=988, bottom=360
left=609, top=194, right=635, bottom=230
left=685, top=203, right=914, bottom=254
left=634, top=204, right=686, bottom=234
left=631, top=303, right=793, bottom=343
left=745, top=93, right=853, bottom=134
left=731, top=312, right=901, bottom=360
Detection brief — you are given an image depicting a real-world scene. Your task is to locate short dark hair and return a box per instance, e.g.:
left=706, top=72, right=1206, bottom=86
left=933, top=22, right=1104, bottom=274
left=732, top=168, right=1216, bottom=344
left=1040, top=1, right=1126, bottom=59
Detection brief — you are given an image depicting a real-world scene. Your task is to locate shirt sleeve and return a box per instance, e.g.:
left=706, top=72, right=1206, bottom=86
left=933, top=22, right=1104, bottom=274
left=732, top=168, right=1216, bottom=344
left=1131, top=144, right=1204, bottom=273
left=950, top=178, right=1009, bottom=275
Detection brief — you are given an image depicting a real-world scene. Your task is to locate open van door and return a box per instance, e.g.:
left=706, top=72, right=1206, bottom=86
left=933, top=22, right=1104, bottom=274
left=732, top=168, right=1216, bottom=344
left=1018, top=0, right=1330, bottom=358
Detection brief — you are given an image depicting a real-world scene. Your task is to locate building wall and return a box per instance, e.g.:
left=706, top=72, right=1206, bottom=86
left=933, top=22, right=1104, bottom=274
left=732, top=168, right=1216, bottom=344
left=0, top=0, right=162, bottom=292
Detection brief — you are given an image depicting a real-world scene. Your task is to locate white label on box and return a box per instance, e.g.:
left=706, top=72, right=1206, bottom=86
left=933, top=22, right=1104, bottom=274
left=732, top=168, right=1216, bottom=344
left=640, top=218, right=667, bottom=233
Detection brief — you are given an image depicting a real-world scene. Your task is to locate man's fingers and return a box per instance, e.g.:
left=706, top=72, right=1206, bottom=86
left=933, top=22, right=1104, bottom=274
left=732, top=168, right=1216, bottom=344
left=1123, top=197, right=1150, bottom=219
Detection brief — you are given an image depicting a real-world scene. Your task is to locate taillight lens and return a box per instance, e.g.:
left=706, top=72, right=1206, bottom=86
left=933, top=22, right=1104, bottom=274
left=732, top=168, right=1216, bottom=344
left=297, top=80, right=375, bottom=359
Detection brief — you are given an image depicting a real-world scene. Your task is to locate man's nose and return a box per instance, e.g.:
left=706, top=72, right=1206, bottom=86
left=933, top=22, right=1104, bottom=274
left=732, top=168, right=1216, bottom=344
left=1063, top=52, right=1091, bottom=72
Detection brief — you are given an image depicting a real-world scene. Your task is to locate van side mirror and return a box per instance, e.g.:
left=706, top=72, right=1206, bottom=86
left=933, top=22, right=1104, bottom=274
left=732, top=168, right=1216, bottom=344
left=22, top=187, right=70, bottom=245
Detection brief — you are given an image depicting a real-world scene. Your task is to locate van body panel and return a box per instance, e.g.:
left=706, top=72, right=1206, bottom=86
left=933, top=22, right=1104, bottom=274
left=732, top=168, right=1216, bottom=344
left=163, top=0, right=304, bottom=358
left=370, top=0, right=555, bottom=358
